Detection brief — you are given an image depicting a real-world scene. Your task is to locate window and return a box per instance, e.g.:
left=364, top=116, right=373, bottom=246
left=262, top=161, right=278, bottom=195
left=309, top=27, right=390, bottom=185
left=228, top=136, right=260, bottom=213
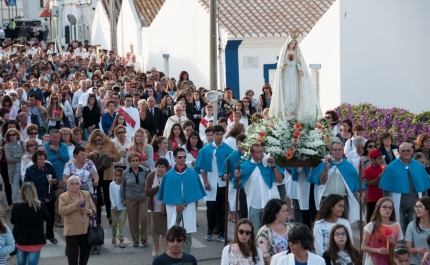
left=41, top=0, right=49, bottom=8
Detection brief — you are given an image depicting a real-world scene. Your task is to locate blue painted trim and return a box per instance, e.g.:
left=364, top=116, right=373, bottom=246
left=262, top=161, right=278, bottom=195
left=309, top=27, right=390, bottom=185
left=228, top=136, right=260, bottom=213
left=162, top=54, right=170, bottom=58
left=263, top=57, right=279, bottom=83
left=225, top=40, right=242, bottom=97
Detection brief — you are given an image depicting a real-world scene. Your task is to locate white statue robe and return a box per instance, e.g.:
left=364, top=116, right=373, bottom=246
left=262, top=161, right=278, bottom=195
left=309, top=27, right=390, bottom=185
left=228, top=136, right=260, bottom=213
left=269, top=37, right=322, bottom=120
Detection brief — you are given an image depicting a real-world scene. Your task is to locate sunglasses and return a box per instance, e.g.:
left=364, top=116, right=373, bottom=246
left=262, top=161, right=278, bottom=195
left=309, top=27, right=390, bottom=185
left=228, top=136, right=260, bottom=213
left=117, top=131, right=125, bottom=134
left=325, top=116, right=331, bottom=119
left=367, top=144, right=376, bottom=148
left=167, top=238, right=184, bottom=243
left=29, top=132, right=38, bottom=135
left=69, top=182, right=80, bottom=186
left=28, top=144, right=37, bottom=147
left=238, top=229, right=252, bottom=236
left=243, top=101, right=250, bottom=103
left=177, top=155, right=187, bottom=159
left=92, top=138, right=102, bottom=143
left=73, top=132, right=81, bottom=135
left=8, top=134, right=17, bottom=137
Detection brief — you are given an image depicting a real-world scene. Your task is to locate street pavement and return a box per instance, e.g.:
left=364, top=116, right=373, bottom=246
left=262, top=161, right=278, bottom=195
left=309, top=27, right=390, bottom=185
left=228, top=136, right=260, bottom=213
left=0, top=188, right=362, bottom=265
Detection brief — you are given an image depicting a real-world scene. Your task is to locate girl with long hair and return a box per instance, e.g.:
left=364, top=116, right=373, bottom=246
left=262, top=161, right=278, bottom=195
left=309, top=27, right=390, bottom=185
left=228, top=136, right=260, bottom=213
left=167, top=123, right=187, bottom=152
left=361, top=197, right=403, bottom=265
left=221, top=218, right=263, bottom=265
left=129, top=128, right=154, bottom=170
left=107, top=113, right=125, bottom=139
left=1, top=95, right=18, bottom=120
left=225, top=123, right=245, bottom=149
left=46, top=93, right=64, bottom=133
left=313, top=194, right=352, bottom=256
left=182, top=131, right=203, bottom=169
left=323, top=224, right=362, bottom=265
left=256, top=198, right=292, bottom=264
left=152, top=136, right=175, bottom=170
left=159, top=96, right=175, bottom=121
left=12, top=182, right=49, bottom=265
left=405, top=197, right=430, bottom=265
left=82, top=94, right=101, bottom=140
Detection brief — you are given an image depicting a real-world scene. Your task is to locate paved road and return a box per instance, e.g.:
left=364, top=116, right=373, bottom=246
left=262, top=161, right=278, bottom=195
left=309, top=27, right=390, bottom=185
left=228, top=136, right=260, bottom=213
left=0, top=189, right=362, bottom=265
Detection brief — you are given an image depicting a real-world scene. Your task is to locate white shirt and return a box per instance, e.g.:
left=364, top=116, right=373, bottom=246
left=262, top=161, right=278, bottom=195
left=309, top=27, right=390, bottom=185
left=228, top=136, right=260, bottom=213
left=120, top=106, right=140, bottom=139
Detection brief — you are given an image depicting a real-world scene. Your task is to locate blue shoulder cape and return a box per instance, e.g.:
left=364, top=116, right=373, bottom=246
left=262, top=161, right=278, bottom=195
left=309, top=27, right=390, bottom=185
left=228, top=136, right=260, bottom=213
left=157, top=168, right=207, bottom=204
left=379, top=158, right=430, bottom=193
left=219, top=150, right=243, bottom=189
left=240, top=159, right=283, bottom=189
left=307, top=160, right=364, bottom=193
left=194, top=142, right=233, bottom=174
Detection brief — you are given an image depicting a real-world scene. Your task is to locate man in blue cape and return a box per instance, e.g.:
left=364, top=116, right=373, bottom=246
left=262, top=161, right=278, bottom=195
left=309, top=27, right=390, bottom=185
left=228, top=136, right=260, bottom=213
left=233, top=143, right=284, bottom=229
left=195, top=125, right=233, bottom=242
left=157, top=147, right=206, bottom=254
left=307, top=139, right=365, bottom=224
left=219, top=134, right=247, bottom=219
left=379, top=142, right=430, bottom=233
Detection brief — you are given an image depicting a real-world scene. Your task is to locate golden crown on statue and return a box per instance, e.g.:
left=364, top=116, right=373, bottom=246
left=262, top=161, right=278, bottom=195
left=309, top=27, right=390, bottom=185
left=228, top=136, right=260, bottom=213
left=290, top=28, right=299, bottom=40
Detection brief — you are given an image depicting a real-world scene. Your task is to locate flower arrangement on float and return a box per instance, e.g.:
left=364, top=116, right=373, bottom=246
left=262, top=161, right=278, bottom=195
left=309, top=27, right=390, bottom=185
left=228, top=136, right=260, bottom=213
left=241, top=116, right=331, bottom=167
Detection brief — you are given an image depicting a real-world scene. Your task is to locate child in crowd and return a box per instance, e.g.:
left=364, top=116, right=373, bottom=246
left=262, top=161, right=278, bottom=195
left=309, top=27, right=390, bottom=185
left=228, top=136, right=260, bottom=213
left=363, top=149, right=386, bottom=223
left=201, top=126, right=213, bottom=144
left=322, top=224, right=361, bottom=265
left=361, top=197, right=403, bottom=265
left=199, top=104, right=213, bottom=136
left=109, top=168, right=126, bottom=248
left=393, top=244, right=410, bottom=265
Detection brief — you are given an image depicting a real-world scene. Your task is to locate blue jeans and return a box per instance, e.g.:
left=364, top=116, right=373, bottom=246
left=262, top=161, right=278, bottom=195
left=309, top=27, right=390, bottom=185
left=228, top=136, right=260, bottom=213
left=12, top=163, right=21, bottom=203
left=17, top=249, right=41, bottom=265
left=84, top=128, right=90, bottom=141
left=43, top=31, right=48, bottom=42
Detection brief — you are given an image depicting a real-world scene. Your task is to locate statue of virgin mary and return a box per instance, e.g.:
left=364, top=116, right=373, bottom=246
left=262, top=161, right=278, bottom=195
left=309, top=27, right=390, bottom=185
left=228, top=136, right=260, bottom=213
left=269, top=29, right=322, bottom=120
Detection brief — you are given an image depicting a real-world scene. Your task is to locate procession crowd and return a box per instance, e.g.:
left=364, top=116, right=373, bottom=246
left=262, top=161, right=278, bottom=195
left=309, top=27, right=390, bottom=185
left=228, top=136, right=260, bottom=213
left=0, top=37, right=428, bottom=265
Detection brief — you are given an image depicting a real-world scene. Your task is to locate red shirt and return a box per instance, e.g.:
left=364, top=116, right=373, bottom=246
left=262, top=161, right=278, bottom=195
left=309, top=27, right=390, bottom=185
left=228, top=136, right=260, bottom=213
left=363, top=164, right=385, bottom=202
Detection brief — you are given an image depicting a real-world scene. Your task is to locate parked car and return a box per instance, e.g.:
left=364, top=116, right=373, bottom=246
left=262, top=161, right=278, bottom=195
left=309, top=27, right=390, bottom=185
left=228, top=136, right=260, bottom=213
left=4, top=19, right=41, bottom=40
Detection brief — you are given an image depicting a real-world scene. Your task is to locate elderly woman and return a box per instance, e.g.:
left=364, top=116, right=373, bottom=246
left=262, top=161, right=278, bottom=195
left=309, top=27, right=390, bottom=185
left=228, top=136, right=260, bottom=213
left=4, top=128, right=25, bottom=204
left=11, top=182, right=49, bottom=265
left=145, top=158, right=169, bottom=257
left=120, top=152, right=151, bottom=248
left=26, top=124, right=42, bottom=144
left=85, top=129, right=120, bottom=226
left=20, top=138, right=38, bottom=181
left=111, top=125, right=132, bottom=169
left=24, top=150, right=59, bottom=245
left=138, top=99, right=155, bottom=137
left=416, top=133, right=430, bottom=162
left=59, top=175, right=96, bottom=265
left=346, top=136, right=366, bottom=173
left=377, top=132, right=399, bottom=165
left=60, top=127, right=79, bottom=159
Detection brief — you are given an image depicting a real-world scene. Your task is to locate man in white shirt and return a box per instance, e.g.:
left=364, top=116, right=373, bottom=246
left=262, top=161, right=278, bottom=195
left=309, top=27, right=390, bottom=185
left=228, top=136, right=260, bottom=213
left=129, top=54, right=141, bottom=72
left=72, top=79, right=89, bottom=111
left=234, top=144, right=284, bottom=229
left=163, top=105, right=189, bottom=137
left=118, top=94, right=140, bottom=139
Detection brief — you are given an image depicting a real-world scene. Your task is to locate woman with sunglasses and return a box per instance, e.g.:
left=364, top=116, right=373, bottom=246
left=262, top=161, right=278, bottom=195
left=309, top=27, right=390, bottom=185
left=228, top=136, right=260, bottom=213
left=46, top=93, right=64, bottom=133
left=20, top=139, right=38, bottom=182
left=4, top=128, right=25, bottom=205
left=256, top=198, right=292, bottom=264
left=221, top=218, right=263, bottom=265
left=26, top=124, right=42, bottom=144
left=86, top=129, right=120, bottom=225
left=120, top=152, right=151, bottom=248
left=24, top=150, right=59, bottom=245
left=242, top=96, right=256, bottom=125
left=359, top=140, right=380, bottom=176
left=112, top=125, right=131, bottom=169
left=71, top=127, right=88, bottom=148
left=258, top=84, right=272, bottom=111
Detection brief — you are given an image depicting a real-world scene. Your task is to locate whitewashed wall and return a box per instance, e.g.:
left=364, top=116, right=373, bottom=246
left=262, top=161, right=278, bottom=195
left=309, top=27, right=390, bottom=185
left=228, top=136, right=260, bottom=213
left=299, top=0, right=341, bottom=113
left=146, top=0, right=211, bottom=87
left=116, top=0, right=142, bottom=57
left=91, top=0, right=111, bottom=50
left=338, top=0, right=430, bottom=114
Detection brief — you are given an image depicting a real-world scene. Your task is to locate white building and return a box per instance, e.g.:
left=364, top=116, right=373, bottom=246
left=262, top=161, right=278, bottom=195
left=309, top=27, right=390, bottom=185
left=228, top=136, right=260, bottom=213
left=96, top=0, right=430, bottom=114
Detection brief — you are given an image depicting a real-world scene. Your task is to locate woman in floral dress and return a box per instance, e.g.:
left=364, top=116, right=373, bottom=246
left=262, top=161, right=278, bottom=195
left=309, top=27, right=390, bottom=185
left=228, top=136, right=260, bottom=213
left=256, top=199, right=292, bottom=264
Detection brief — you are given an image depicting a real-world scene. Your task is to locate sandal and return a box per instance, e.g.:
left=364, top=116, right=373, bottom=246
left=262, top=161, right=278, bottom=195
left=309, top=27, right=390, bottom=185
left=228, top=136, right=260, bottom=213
left=141, top=239, right=150, bottom=248
left=48, top=238, right=58, bottom=244
left=111, top=237, right=116, bottom=244
left=133, top=242, right=139, bottom=247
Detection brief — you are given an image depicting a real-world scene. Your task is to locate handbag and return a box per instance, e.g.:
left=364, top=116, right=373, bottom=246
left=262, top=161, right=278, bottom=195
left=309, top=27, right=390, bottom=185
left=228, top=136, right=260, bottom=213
left=94, top=154, right=111, bottom=172
left=86, top=217, right=104, bottom=247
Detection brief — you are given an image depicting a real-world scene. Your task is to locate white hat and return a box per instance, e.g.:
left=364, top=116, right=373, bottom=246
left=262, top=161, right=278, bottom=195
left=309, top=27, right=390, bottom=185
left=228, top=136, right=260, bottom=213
left=6, top=90, right=17, bottom=96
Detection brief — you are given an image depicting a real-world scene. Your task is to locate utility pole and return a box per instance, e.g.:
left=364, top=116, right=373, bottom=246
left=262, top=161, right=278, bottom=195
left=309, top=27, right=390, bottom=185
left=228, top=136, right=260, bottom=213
left=209, top=0, right=218, bottom=125
left=109, top=0, right=116, bottom=51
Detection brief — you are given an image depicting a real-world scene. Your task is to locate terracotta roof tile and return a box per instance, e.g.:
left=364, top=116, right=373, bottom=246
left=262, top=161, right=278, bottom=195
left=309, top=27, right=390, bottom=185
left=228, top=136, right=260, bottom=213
left=197, top=0, right=335, bottom=39
left=132, top=0, right=165, bottom=27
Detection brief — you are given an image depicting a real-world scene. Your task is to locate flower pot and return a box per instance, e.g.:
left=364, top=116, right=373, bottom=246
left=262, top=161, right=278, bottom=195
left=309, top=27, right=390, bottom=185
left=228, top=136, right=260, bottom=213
left=276, top=160, right=320, bottom=168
